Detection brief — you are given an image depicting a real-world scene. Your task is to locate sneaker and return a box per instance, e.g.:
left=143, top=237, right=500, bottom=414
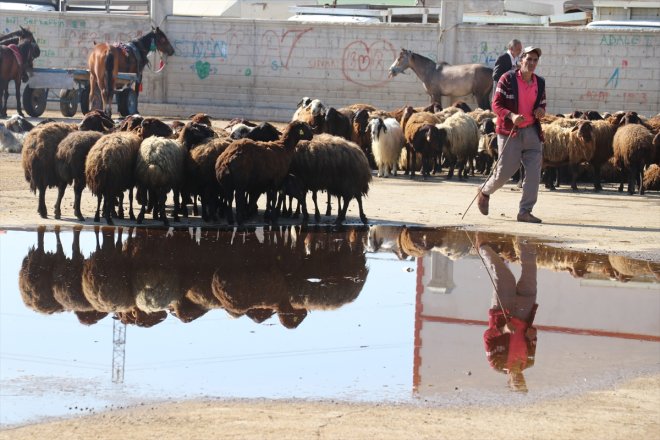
left=477, top=191, right=489, bottom=216
left=517, top=212, right=542, bottom=223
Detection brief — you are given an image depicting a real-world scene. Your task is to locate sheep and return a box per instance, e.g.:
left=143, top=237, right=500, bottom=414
left=350, top=108, right=376, bottom=170
left=136, top=117, right=174, bottom=139
left=541, top=120, right=596, bottom=191
left=402, top=110, right=442, bottom=179
left=435, top=111, right=480, bottom=180
left=613, top=123, right=655, bottom=195
left=643, top=164, right=660, bottom=192
left=324, top=107, right=353, bottom=140
left=5, top=114, right=34, bottom=133
left=52, top=227, right=94, bottom=312
left=369, top=117, right=404, bottom=177
left=21, top=122, right=78, bottom=218
left=215, top=120, right=314, bottom=225
left=587, top=119, right=620, bottom=191
left=79, top=109, right=115, bottom=132
left=84, top=132, right=142, bottom=224
left=54, top=130, right=104, bottom=220
left=187, top=137, right=232, bottom=221
left=189, top=112, right=212, bottom=126
left=0, top=121, right=25, bottom=152
left=134, top=135, right=185, bottom=226
left=476, top=132, right=497, bottom=175
left=230, top=121, right=281, bottom=141
left=292, top=98, right=326, bottom=133
left=290, top=133, right=372, bottom=224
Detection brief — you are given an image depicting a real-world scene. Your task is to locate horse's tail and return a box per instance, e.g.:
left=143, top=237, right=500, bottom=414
left=104, top=49, right=114, bottom=107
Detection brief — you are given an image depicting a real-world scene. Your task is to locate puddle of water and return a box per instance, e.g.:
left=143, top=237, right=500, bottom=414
left=0, top=225, right=659, bottom=426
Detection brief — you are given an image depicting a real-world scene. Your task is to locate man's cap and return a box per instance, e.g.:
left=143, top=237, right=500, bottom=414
left=522, top=46, right=542, bottom=57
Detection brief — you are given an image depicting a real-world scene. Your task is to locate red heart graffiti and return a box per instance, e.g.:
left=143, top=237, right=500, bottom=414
left=342, top=39, right=396, bottom=87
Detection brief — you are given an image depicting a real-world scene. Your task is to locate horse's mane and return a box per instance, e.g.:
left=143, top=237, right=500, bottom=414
left=408, top=50, right=451, bottom=69
left=0, top=28, right=35, bottom=45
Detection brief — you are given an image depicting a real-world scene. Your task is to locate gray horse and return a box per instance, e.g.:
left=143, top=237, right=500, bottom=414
left=389, top=49, right=493, bottom=110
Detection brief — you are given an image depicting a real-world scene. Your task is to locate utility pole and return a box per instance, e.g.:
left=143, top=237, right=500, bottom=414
left=112, top=319, right=127, bottom=383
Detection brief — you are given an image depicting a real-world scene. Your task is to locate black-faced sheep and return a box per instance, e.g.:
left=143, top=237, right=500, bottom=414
left=435, top=111, right=480, bottom=180
left=54, top=130, right=104, bottom=220
left=21, top=122, right=79, bottom=218
left=230, top=121, right=281, bottom=141
left=613, top=123, right=655, bottom=195
left=84, top=132, right=142, bottom=224
left=291, top=133, right=372, bottom=224
left=324, top=107, right=353, bottom=140
left=5, top=114, right=35, bottom=133
left=215, top=120, right=314, bottom=225
left=369, top=117, right=404, bottom=177
left=79, top=109, right=115, bottom=132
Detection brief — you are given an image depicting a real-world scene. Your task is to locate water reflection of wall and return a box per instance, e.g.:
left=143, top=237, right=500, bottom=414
left=17, top=226, right=370, bottom=329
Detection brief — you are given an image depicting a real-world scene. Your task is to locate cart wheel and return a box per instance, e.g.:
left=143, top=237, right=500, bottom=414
left=59, top=89, right=78, bottom=117
left=23, top=86, right=48, bottom=117
left=117, top=88, right=138, bottom=117
left=80, top=85, right=90, bottom=115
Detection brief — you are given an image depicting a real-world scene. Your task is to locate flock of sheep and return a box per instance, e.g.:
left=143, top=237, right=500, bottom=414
left=20, top=225, right=658, bottom=327
left=1, top=98, right=659, bottom=227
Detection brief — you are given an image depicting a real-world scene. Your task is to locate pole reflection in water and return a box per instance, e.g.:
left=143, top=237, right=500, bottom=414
left=1, top=225, right=659, bottom=425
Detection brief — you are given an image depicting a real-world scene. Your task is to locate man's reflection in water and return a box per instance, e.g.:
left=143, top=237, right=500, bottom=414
left=477, top=234, right=538, bottom=393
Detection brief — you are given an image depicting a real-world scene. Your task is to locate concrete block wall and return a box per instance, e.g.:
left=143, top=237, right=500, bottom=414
left=2, top=11, right=659, bottom=120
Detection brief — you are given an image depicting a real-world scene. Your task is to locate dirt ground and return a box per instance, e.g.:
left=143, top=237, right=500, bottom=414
left=1, top=114, right=659, bottom=439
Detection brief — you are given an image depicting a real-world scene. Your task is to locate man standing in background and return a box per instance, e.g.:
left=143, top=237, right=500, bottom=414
left=493, top=39, right=523, bottom=93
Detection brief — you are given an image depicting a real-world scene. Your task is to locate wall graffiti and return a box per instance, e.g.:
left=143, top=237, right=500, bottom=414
left=470, top=41, right=501, bottom=67
left=65, top=29, right=143, bottom=62
left=260, top=27, right=312, bottom=71
left=341, top=39, right=396, bottom=87
left=172, top=27, right=247, bottom=80
left=605, top=60, right=628, bottom=88
left=600, top=34, right=655, bottom=46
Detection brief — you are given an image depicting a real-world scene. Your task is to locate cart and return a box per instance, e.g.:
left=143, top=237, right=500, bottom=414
left=23, top=68, right=140, bottom=118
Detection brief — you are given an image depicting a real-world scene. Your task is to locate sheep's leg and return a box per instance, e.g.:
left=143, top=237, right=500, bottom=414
left=409, top=148, right=416, bottom=179
left=192, top=194, right=199, bottom=217
left=570, top=163, right=580, bottom=191
left=592, top=164, right=603, bottom=192
left=103, top=194, right=114, bottom=225
left=137, top=201, right=146, bottom=224
left=54, top=184, right=66, bottom=219
left=638, top=166, right=645, bottom=196
left=357, top=196, right=368, bottom=224
left=225, top=189, right=235, bottom=225
left=159, top=192, right=170, bottom=226
left=457, top=159, right=466, bottom=181
left=392, top=162, right=398, bottom=177
left=94, top=195, right=102, bottom=222
left=334, top=196, right=349, bottom=225
left=128, top=188, right=135, bottom=221
left=116, top=193, right=124, bottom=219
left=235, top=190, right=247, bottom=225
left=627, top=166, right=637, bottom=195
left=172, top=189, right=180, bottom=223
left=325, top=193, right=332, bottom=217
left=312, top=191, right=321, bottom=222
left=73, top=179, right=86, bottom=221
left=37, top=186, right=48, bottom=218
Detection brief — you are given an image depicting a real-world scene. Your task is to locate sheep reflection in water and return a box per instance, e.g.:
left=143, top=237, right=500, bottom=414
left=17, top=226, right=370, bottom=329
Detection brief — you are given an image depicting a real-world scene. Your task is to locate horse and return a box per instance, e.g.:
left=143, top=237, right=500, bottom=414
left=87, top=26, right=175, bottom=116
left=388, top=49, right=493, bottom=110
left=0, top=27, right=40, bottom=118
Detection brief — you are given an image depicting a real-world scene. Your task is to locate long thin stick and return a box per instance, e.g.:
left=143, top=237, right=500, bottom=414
left=461, top=128, right=516, bottom=220
left=464, top=230, right=511, bottom=324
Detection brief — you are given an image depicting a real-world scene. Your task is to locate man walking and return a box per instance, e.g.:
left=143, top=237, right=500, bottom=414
left=478, top=46, right=546, bottom=223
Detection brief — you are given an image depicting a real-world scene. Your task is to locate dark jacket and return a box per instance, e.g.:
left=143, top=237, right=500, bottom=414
left=492, top=52, right=514, bottom=82
left=492, top=70, right=546, bottom=141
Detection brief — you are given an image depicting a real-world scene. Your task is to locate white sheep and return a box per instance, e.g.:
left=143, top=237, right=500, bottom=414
left=134, top=136, right=185, bottom=226
left=369, top=117, right=404, bottom=177
left=435, top=112, right=480, bottom=180
left=0, top=122, right=25, bottom=153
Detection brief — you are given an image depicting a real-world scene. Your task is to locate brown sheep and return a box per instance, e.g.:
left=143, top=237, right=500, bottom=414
left=186, top=137, right=231, bottom=221
left=643, top=164, right=660, bottom=192
left=613, top=123, right=655, bottom=195
left=402, top=110, right=442, bottom=179
left=84, top=132, right=142, bottom=224
left=541, top=120, right=595, bottom=191
left=21, top=122, right=78, bottom=218
left=215, top=120, right=313, bottom=225
left=291, top=133, right=372, bottom=224
left=52, top=227, right=94, bottom=312
left=54, top=130, right=104, bottom=220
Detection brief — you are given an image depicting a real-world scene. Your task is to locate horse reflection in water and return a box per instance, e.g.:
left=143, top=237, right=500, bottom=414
left=17, top=226, right=370, bottom=329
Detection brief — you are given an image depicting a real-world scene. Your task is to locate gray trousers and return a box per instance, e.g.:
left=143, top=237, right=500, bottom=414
left=481, top=126, right=543, bottom=214
left=480, top=242, right=537, bottom=321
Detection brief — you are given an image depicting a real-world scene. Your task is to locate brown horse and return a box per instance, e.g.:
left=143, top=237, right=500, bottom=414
left=0, top=27, right=40, bottom=118
left=388, top=49, right=493, bottom=110
left=87, top=26, right=175, bottom=116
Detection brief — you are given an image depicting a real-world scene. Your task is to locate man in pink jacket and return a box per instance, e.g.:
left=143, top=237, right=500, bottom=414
left=478, top=46, right=546, bottom=223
